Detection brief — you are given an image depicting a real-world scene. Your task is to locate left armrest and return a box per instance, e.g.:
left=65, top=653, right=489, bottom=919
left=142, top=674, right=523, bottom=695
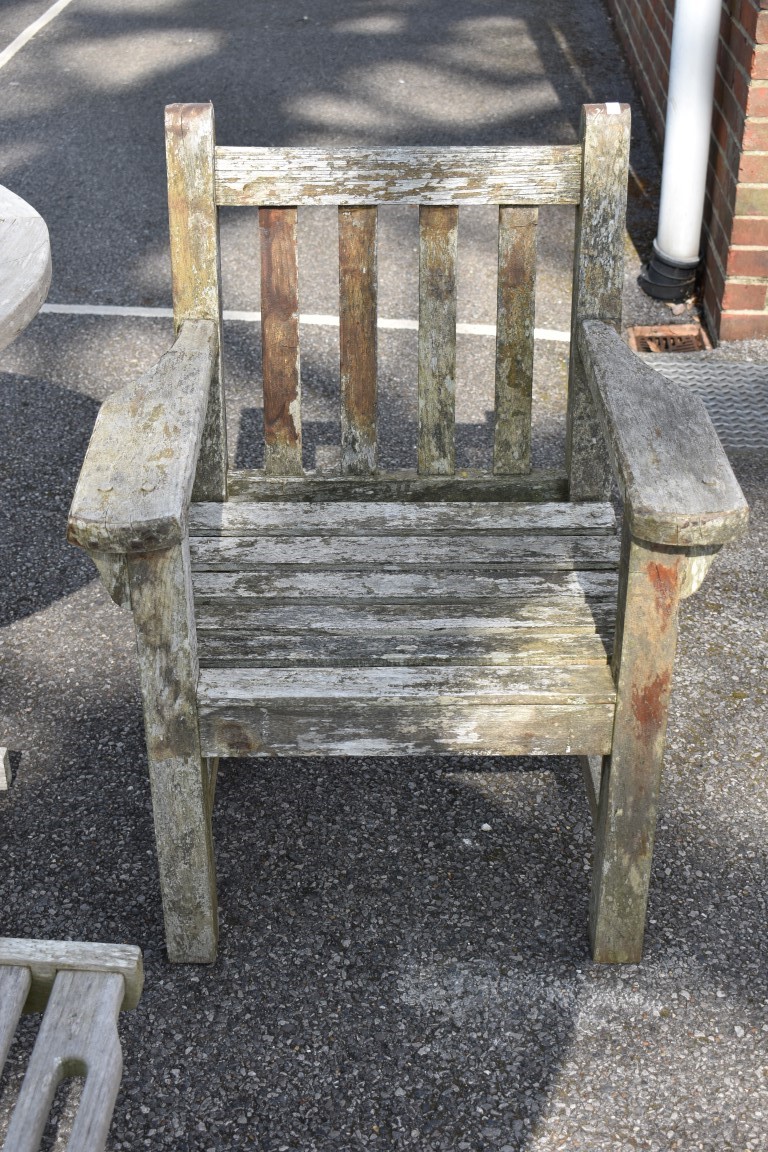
left=577, top=319, right=748, bottom=548
left=67, top=319, right=217, bottom=554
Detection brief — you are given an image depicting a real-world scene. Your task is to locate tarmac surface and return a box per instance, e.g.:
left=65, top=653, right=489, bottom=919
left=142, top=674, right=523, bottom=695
left=1, top=1, right=767, bottom=1149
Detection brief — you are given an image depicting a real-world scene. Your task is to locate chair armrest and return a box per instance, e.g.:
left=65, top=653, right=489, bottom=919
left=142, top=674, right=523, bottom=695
left=576, top=319, right=748, bottom=547
left=67, top=319, right=217, bottom=553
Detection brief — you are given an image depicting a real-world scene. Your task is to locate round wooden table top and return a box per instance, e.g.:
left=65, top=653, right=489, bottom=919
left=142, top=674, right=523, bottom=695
left=0, top=184, right=51, bottom=354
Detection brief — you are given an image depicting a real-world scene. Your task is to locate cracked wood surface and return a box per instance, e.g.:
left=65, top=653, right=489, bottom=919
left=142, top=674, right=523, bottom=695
left=213, top=145, right=583, bottom=206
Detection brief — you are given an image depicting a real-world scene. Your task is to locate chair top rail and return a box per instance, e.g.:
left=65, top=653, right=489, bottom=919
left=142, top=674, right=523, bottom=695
left=214, top=144, right=583, bottom=207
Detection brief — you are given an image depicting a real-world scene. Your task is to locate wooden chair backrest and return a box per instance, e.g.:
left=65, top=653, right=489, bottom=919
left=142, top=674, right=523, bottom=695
left=165, top=102, right=630, bottom=501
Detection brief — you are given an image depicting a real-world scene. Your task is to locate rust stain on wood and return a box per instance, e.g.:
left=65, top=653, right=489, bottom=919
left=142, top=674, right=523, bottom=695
left=646, top=560, right=679, bottom=628
left=631, top=669, right=671, bottom=739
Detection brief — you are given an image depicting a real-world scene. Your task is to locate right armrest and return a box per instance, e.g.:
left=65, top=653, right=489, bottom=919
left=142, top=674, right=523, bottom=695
left=67, top=319, right=217, bottom=554
left=577, top=319, right=748, bottom=548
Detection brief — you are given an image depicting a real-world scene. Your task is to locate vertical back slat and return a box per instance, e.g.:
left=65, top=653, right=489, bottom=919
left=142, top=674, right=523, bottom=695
left=493, top=205, right=537, bottom=475
left=165, top=102, right=227, bottom=501
left=418, top=206, right=458, bottom=475
left=259, top=207, right=302, bottom=476
left=339, top=206, right=378, bottom=475
left=566, top=103, right=631, bottom=500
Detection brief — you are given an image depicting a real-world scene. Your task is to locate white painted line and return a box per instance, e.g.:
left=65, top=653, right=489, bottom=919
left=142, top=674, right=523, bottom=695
left=0, top=0, right=76, bottom=71
left=42, top=302, right=173, bottom=319
left=39, top=302, right=571, bottom=342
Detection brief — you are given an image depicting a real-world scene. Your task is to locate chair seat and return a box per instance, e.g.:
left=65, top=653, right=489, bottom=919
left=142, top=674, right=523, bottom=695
left=189, top=499, right=619, bottom=758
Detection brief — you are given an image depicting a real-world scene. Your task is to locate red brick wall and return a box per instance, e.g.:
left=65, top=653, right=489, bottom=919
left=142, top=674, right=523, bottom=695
left=605, top=0, right=768, bottom=341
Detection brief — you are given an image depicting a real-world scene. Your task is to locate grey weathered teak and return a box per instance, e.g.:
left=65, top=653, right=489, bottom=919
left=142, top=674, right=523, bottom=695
left=68, top=102, right=748, bottom=965
left=0, top=938, right=143, bottom=1152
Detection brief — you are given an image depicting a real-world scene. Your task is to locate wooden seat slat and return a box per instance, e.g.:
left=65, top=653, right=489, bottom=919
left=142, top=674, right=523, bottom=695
left=193, top=585, right=616, bottom=634
left=195, top=628, right=612, bottom=670
left=189, top=499, right=616, bottom=537
left=189, top=533, right=620, bottom=571
left=191, top=566, right=619, bottom=605
left=225, top=468, right=569, bottom=503
left=198, top=699, right=615, bottom=759
left=200, top=663, right=615, bottom=703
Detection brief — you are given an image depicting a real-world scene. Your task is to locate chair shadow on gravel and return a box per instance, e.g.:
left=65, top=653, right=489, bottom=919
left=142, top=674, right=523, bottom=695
left=3, top=653, right=766, bottom=1149
left=0, top=641, right=588, bottom=1148
left=0, top=371, right=99, bottom=627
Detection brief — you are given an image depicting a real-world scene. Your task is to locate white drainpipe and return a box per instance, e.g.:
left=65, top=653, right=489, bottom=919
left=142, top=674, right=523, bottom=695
left=639, top=0, right=722, bottom=300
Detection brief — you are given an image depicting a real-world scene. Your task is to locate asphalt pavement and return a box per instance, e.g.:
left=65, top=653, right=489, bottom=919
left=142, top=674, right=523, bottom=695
left=0, top=2, right=766, bottom=1149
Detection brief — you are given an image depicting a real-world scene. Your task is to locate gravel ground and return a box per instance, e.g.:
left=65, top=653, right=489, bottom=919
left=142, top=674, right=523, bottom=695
left=1, top=2, right=767, bottom=1149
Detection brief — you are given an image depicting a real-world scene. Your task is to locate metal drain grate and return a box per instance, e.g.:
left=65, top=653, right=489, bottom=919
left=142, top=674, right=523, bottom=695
left=642, top=354, right=768, bottom=453
left=628, top=323, right=713, bottom=353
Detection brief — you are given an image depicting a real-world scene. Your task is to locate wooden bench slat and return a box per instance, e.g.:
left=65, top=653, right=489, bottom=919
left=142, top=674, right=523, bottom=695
left=199, top=699, right=615, bottom=758
left=339, top=206, right=378, bottom=474
left=200, top=663, right=615, bottom=703
left=214, top=145, right=584, bottom=206
left=196, top=628, right=611, bottom=669
left=494, top=206, right=537, bottom=475
left=226, top=468, right=569, bottom=503
left=189, top=533, right=620, bottom=571
left=418, top=206, right=458, bottom=476
left=260, top=206, right=302, bottom=476
left=189, top=499, right=616, bottom=537
left=193, top=567, right=617, bottom=613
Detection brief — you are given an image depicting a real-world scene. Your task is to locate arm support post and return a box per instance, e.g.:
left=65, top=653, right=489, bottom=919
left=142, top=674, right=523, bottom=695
left=578, top=319, right=748, bottom=961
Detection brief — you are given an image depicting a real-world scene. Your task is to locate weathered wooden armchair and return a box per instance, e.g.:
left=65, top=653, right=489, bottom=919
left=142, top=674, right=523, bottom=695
left=68, top=102, right=747, bottom=965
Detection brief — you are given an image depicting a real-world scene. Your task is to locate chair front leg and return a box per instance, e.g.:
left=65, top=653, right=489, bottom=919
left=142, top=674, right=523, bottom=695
left=127, top=540, right=218, bottom=964
left=589, top=522, right=685, bottom=963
